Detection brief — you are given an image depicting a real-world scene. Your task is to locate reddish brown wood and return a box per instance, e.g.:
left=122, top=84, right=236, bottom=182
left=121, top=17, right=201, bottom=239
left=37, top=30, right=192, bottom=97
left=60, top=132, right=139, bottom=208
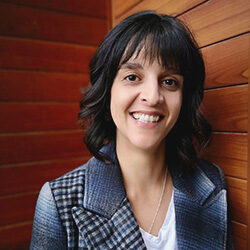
left=202, top=85, right=248, bottom=132
left=0, top=0, right=107, bottom=19
left=114, top=0, right=206, bottom=25
left=0, top=37, right=96, bottom=73
left=0, top=193, right=37, bottom=227
left=113, top=0, right=141, bottom=19
left=0, top=70, right=89, bottom=102
left=0, top=3, right=107, bottom=46
left=0, top=156, right=90, bottom=195
left=202, top=133, right=247, bottom=179
left=202, top=34, right=249, bottom=88
left=0, top=130, right=87, bottom=164
left=232, top=221, right=247, bottom=249
left=226, top=177, right=247, bottom=191
left=179, top=0, right=249, bottom=47
left=0, top=103, right=81, bottom=132
left=228, top=186, right=247, bottom=224
left=226, top=178, right=247, bottom=225
left=0, top=222, right=32, bottom=249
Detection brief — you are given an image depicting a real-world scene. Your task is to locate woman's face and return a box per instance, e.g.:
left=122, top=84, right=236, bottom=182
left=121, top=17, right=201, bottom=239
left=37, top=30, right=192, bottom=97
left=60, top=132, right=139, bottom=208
left=110, top=53, right=183, bottom=152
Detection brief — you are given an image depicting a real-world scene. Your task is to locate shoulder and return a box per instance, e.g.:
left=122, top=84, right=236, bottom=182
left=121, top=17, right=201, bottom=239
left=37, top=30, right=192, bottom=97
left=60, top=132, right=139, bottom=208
left=197, top=158, right=227, bottom=190
left=49, top=156, right=95, bottom=191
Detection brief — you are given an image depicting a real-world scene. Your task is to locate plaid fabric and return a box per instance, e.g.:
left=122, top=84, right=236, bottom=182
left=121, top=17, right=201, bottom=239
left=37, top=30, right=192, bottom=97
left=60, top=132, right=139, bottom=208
left=50, top=162, right=146, bottom=249
left=50, top=166, right=87, bottom=249
left=72, top=198, right=145, bottom=249
left=41, top=144, right=233, bottom=250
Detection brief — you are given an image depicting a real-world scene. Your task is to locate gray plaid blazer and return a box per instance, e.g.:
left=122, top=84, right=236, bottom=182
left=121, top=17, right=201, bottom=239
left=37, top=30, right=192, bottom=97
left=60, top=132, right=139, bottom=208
left=30, top=143, right=233, bottom=249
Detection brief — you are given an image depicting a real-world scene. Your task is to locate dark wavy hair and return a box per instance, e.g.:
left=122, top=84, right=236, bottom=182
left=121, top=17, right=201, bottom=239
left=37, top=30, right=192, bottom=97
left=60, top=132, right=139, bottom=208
left=79, top=11, right=211, bottom=175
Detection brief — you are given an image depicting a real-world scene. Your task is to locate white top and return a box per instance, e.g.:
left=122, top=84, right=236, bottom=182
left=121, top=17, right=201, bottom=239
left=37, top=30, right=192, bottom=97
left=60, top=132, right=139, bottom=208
left=139, top=192, right=178, bottom=250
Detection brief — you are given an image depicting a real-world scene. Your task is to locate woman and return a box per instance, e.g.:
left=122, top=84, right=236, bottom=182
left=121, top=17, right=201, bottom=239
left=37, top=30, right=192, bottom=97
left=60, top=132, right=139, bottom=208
left=30, top=11, right=233, bottom=249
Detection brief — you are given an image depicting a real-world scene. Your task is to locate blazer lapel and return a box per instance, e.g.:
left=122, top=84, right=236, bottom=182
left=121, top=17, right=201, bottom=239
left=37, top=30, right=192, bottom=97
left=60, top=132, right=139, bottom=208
left=172, top=166, right=227, bottom=250
left=72, top=198, right=146, bottom=249
left=71, top=143, right=146, bottom=249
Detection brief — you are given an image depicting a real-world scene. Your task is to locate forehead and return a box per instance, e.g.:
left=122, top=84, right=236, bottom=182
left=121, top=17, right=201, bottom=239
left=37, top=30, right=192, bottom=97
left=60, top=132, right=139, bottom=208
left=119, top=40, right=181, bottom=75
left=119, top=51, right=180, bottom=75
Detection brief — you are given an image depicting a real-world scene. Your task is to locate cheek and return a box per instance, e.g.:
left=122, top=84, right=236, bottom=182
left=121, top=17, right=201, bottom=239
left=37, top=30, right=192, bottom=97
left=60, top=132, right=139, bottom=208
left=166, top=92, right=182, bottom=115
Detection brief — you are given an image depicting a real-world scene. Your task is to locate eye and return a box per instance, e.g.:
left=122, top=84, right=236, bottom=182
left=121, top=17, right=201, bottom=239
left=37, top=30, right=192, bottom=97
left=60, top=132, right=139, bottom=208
left=162, top=78, right=178, bottom=87
left=125, top=74, right=139, bottom=82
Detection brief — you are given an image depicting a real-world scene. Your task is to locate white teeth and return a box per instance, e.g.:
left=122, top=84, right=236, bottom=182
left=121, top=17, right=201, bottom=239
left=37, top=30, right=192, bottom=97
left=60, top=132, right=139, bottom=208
left=132, top=113, right=160, bottom=123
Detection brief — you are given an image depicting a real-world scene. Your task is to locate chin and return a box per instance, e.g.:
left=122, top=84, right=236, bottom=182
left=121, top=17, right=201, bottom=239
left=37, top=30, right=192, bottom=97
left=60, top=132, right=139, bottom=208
left=128, top=136, right=163, bottom=152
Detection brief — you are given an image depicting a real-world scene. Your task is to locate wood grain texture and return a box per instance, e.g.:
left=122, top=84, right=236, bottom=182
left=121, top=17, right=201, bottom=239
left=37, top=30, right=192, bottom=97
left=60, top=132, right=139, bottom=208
left=0, top=193, right=37, bottom=227
left=0, top=103, right=80, bottom=132
left=227, top=178, right=247, bottom=225
left=0, top=130, right=86, bottom=164
left=226, top=177, right=247, bottom=191
left=202, top=34, right=249, bottom=88
left=0, top=156, right=90, bottom=195
left=0, top=3, right=107, bottom=46
left=226, top=178, right=247, bottom=224
left=0, top=222, right=32, bottom=249
left=0, top=37, right=96, bottom=73
left=202, top=85, right=248, bottom=132
left=0, top=0, right=107, bottom=19
left=113, top=0, right=141, bottom=19
left=232, top=221, right=247, bottom=249
left=0, top=70, right=89, bottom=102
left=114, top=0, right=206, bottom=25
left=179, top=0, right=250, bottom=47
left=202, top=133, right=247, bottom=179
left=228, top=185, right=247, bottom=224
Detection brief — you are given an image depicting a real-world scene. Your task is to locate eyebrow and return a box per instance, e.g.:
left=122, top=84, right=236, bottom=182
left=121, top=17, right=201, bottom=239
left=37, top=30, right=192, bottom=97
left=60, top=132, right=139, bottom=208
left=118, top=62, right=182, bottom=76
left=119, top=62, right=143, bottom=70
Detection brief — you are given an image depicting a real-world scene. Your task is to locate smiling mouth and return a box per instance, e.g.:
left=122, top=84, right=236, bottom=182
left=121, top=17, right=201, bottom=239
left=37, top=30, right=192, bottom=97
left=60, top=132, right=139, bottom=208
left=130, top=112, right=164, bottom=124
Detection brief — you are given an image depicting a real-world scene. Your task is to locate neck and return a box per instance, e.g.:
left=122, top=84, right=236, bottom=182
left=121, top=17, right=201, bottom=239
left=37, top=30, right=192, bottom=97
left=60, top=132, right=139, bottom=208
left=116, top=138, right=166, bottom=198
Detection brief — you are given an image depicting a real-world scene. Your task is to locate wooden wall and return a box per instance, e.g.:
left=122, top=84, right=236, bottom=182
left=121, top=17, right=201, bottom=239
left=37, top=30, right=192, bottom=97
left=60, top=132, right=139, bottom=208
left=0, top=1, right=108, bottom=249
left=111, top=0, right=249, bottom=249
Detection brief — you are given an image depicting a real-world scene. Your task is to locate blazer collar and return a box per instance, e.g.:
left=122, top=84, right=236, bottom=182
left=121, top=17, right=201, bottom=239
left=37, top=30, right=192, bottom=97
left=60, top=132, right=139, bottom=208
left=83, top=143, right=215, bottom=218
left=83, top=143, right=126, bottom=219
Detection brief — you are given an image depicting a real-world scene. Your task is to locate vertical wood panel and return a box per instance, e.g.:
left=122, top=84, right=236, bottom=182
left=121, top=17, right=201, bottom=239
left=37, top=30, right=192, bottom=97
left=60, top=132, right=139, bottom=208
left=0, top=2, right=108, bottom=247
left=0, top=3, right=107, bottom=45
left=0, top=222, right=32, bottom=249
left=0, top=37, right=96, bottom=72
left=0, top=70, right=89, bottom=102
left=203, top=85, right=247, bottom=132
left=0, top=0, right=107, bottom=18
left=113, top=0, right=206, bottom=25
left=202, top=34, right=249, bottom=88
left=179, top=0, right=249, bottom=47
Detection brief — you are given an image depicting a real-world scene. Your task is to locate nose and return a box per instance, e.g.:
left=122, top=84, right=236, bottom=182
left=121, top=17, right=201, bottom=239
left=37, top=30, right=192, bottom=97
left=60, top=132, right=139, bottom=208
left=140, top=78, right=163, bottom=106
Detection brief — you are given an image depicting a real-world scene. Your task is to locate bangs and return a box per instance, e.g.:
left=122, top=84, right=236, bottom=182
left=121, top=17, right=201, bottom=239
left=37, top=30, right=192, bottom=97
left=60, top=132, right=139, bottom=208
left=119, top=18, right=190, bottom=75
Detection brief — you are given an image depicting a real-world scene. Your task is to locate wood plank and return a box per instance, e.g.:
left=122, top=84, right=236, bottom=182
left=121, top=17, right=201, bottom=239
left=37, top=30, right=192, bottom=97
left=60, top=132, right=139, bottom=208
left=202, top=34, right=249, bottom=88
left=0, top=70, right=89, bottom=102
left=0, top=130, right=87, bottom=164
left=0, top=37, right=96, bottom=73
left=0, top=156, right=90, bottom=195
left=0, top=193, right=37, bottom=227
left=202, top=133, right=247, bottom=179
left=203, top=85, right=248, bottom=132
left=232, top=221, right=247, bottom=249
left=113, top=0, right=141, bottom=19
left=0, top=103, right=80, bottom=132
left=228, top=185, right=247, bottom=224
left=179, top=0, right=249, bottom=47
left=0, top=3, right=107, bottom=46
left=0, top=0, right=107, bottom=19
left=0, top=222, right=32, bottom=249
left=226, top=177, right=247, bottom=191
left=114, top=0, right=206, bottom=25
